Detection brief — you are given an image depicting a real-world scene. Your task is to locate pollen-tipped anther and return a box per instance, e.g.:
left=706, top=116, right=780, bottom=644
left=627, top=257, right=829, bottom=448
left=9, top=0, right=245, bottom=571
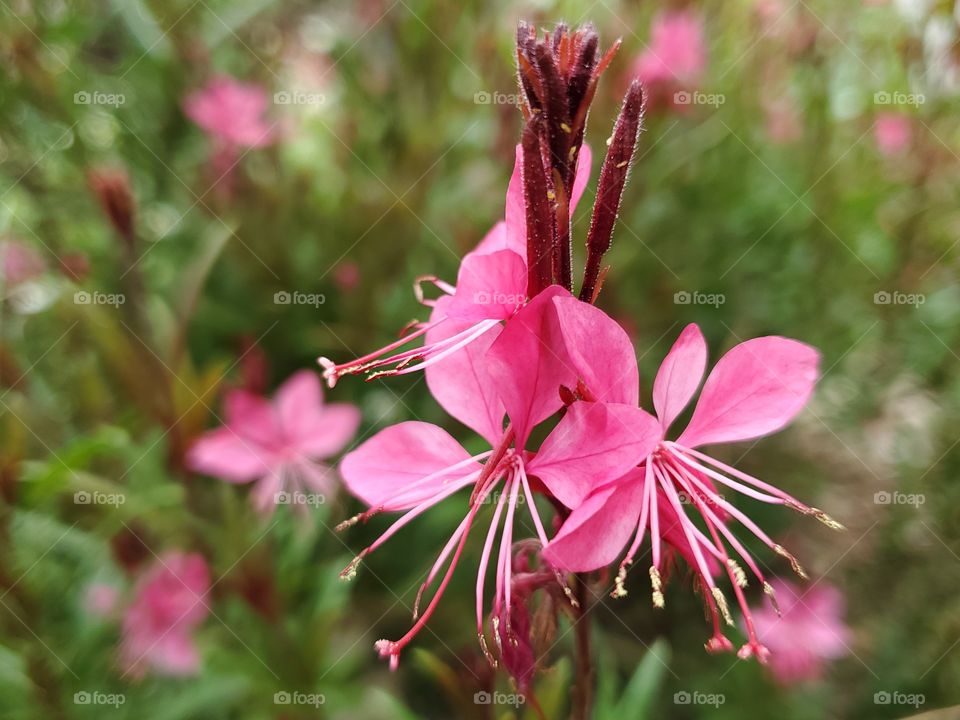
left=649, top=565, right=665, bottom=608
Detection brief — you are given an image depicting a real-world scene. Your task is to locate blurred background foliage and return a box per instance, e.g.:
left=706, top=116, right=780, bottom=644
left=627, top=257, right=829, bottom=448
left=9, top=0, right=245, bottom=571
left=1, top=0, right=959, bottom=717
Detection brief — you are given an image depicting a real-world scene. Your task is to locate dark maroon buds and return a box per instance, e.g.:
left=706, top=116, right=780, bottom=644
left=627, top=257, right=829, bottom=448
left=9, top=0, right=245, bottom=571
left=580, top=80, right=645, bottom=302
left=515, top=21, right=644, bottom=302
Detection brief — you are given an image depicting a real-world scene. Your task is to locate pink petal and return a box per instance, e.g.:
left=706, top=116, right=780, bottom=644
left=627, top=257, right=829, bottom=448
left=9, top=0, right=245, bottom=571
left=553, top=295, right=639, bottom=405
left=473, top=221, right=509, bottom=256
left=223, top=389, right=281, bottom=445
left=274, top=370, right=361, bottom=458
left=653, top=323, right=707, bottom=432
left=273, top=370, right=323, bottom=427
left=529, top=402, right=659, bottom=508
left=186, top=428, right=270, bottom=483
left=504, top=145, right=526, bottom=256
left=542, top=475, right=645, bottom=572
left=486, top=285, right=575, bottom=446
left=425, top=317, right=505, bottom=445
left=339, top=421, right=479, bottom=509
left=569, top=143, right=592, bottom=215
left=678, top=336, right=820, bottom=448
left=446, top=250, right=527, bottom=322
left=150, top=633, right=201, bottom=676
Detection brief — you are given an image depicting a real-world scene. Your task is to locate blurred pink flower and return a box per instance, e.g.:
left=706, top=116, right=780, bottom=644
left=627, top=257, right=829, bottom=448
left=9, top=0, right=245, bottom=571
left=183, top=76, right=278, bottom=149
left=85, top=583, right=120, bottom=617
left=187, top=370, right=360, bottom=513
left=751, top=580, right=850, bottom=684
left=874, top=112, right=912, bottom=156
left=0, top=240, right=45, bottom=288
left=119, top=553, right=210, bottom=678
left=633, top=11, right=707, bottom=88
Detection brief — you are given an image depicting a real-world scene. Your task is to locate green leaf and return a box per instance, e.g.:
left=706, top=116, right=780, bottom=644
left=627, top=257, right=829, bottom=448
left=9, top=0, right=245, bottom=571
left=602, top=639, right=671, bottom=720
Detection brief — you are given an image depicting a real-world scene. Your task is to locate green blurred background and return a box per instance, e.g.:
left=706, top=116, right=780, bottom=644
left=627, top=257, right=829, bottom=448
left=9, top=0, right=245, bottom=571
left=1, top=0, right=959, bottom=717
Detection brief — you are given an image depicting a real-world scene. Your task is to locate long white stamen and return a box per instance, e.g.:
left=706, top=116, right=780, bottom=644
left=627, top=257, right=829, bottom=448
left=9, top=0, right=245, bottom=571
left=670, top=443, right=807, bottom=507
left=476, top=477, right=508, bottom=633
left=341, top=471, right=480, bottom=580
left=496, top=475, right=522, bottom=632
left=665, top=445, right=785, bottom=504
left=647, top=459, right=661, bottom=571
left=663, top=456, right=767, bottom=586
left=652, top=463, right=718, bottom=589
left=415, top=512, right=472, bottom=619
left=368, top=320, right=500, bottom=380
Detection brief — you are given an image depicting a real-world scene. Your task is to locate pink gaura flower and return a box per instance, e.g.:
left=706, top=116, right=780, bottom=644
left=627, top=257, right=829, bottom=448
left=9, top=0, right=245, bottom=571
left=544, top=320, right=841, bottom=660
left=187, top=370, right=360, bottom=514
left=119, top=552, right=210, bottom=678
left=338, top=287, right=660, bottom=669
left=318, top=145, right=592, bottom=387
left=751, top=580, right=850, bottom=684
left=183, top=76, right=278, bottom=149
left=874, top=112, right=912, bottom=156
left=633, top=11, right=707, bottom=88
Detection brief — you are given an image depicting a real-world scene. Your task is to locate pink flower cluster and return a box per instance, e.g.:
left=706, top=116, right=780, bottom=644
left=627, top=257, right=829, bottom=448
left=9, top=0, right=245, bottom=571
left=327, top=142, right=842, bottom=673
